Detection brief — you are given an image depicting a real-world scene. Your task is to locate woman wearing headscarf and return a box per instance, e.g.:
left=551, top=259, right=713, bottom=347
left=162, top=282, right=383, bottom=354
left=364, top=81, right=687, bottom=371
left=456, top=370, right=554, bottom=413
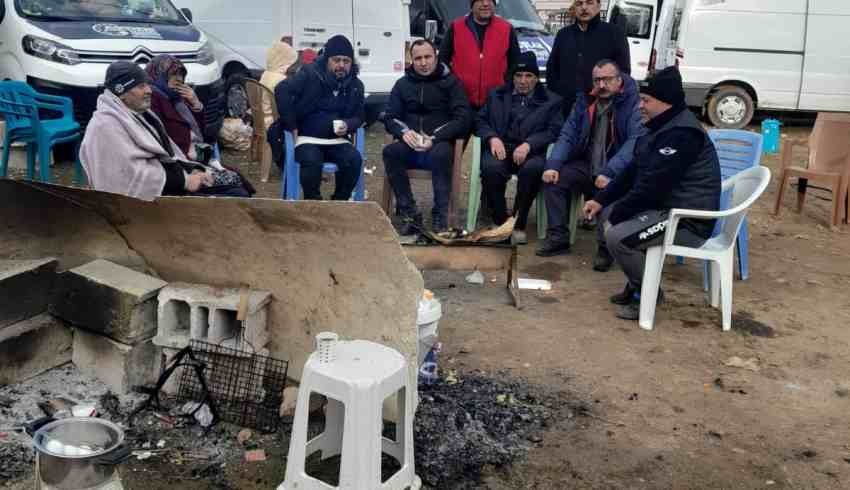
left=144, top=54, right=255, bottom=197
left=145, top=54, right=206, bottom=160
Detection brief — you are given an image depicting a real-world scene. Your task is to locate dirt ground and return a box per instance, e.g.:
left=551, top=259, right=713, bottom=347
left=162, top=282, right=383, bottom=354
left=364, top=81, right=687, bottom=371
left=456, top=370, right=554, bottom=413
left=6, top=117, right=850, bottom=489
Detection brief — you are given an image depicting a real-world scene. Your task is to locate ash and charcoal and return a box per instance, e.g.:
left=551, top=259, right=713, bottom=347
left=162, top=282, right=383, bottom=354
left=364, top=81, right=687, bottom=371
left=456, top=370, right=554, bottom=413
left=414, top=369, right=566, bottom=489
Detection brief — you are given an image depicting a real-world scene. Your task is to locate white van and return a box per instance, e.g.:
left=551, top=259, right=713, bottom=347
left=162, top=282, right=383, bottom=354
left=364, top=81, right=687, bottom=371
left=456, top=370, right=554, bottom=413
left=607, top=0, right=687, bottom=80
left=0, top=0, right=224, bottom=134
left=675, top=0, right=850, bottom=128
left=174, top=0, right=409, bottom=110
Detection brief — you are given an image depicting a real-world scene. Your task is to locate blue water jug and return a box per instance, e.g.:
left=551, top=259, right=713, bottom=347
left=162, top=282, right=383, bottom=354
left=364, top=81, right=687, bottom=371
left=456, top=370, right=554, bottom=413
left=761, top=119, right=781, bottom=154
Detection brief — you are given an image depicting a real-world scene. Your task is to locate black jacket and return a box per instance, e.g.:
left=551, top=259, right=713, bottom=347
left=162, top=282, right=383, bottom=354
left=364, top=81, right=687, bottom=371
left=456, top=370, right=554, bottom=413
left=595, top=105, right=721, bottom=239
left=546, top=15, right=631, bottom=114
left=383, top=64, right=471, bottom=143
left=275, top=56, right=365, bottom=138
left=475, top=82, right=563, bottom=156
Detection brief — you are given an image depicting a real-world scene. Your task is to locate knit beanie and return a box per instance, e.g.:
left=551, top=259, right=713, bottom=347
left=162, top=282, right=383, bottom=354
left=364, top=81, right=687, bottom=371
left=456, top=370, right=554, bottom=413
left=324, top=35, right=354, bottom=59
left=639, top=66, right=686, bottom=106
left=511, top=52, right=540, bottom=77
left=104, top=61, right=149, bottom=96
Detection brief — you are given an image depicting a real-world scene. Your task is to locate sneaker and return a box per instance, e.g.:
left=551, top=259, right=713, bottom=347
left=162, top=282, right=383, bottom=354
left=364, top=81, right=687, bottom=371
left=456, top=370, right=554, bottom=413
left=395, top=213, right=422, bottom=237
left=535, top=239, right=571, bottom=257
left=616, top=298, right=641, bottom=321
left=593, top=246, right=614, bottom=272
left=512, top=230, right=528, bottom=245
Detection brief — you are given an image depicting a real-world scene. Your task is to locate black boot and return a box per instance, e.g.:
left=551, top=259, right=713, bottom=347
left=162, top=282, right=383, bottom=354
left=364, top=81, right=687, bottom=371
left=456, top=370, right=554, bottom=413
left=535, top=238, right=571, bottom=257
left=593, top=246, right=614, bottom=272
left=609, top=283, right=636, bottom=305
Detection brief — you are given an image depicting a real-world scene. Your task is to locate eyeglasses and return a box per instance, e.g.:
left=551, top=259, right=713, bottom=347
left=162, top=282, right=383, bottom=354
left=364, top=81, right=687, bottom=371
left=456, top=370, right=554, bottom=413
left=593, top=75, right=620, bottom=85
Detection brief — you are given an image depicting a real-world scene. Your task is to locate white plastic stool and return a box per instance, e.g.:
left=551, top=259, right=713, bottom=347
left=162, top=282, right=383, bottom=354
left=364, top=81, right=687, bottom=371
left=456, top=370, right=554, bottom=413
left=279, top=334, right=421, bottom=490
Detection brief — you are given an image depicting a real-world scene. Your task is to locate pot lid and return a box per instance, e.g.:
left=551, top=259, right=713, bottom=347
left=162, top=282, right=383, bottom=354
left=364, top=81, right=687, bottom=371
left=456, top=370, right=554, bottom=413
left=33, top=418, right=124, bottom=459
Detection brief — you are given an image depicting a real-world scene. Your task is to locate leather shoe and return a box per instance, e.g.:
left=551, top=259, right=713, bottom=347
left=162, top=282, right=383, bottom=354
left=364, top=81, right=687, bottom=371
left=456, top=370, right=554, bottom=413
left=535, top=239, right=570, bottom=257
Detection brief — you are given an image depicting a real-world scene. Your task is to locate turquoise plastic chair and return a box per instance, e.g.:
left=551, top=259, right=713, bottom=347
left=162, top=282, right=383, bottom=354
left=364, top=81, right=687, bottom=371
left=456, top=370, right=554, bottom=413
left=0, top=81, right=83, bottom=183
left=466, top=136, right=547, bottom=238
left=281, top=128, right=366, bottom=200
left=677, top=129, right=762, bottom=285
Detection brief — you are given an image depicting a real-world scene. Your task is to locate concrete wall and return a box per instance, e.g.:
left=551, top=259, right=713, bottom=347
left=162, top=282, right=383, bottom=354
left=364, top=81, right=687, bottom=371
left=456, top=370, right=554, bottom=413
left=0, top=180, right=423, bottom=383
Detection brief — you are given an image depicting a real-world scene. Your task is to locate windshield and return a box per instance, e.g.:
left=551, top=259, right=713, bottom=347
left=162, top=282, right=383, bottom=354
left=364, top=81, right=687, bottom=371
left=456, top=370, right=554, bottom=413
left=440, top=0, right=546, bottom=32
left=15, top=0, right=187, bottom=24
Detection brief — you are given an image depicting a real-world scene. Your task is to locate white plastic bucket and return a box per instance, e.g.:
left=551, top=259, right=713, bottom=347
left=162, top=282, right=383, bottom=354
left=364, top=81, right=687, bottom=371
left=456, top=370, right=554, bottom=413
left=417, top=292, right=442, bottom=367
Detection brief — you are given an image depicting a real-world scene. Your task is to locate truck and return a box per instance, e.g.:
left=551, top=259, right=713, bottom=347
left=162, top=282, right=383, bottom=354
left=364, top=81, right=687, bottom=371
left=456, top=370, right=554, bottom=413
left=0, top=0, right=225, bottom=137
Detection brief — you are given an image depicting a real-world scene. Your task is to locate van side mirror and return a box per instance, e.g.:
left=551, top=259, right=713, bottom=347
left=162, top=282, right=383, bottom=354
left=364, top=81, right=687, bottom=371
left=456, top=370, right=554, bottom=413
left=425, top=20, right=438, bottom=42
left=180, top=8, right=193, bottom=22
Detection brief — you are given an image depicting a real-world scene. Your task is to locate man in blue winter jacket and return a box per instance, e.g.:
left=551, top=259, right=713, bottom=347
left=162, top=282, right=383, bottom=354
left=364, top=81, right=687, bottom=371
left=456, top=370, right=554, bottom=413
left=537, top=59, right=644, bottom=264
left=275, top=35, right=364, bottom=200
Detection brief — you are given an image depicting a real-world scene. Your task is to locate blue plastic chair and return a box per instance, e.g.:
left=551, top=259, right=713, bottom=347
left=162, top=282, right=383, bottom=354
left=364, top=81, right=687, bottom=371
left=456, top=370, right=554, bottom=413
left=0, top=81, right=84, bottom=183
left=676, top=129, right=762, bottom=285
left=281, top=128, right=366, bottom=200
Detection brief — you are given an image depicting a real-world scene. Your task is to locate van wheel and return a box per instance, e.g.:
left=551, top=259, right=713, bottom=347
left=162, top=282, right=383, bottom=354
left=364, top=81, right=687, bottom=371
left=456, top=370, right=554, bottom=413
left=707, top=85, right=754, bottom=129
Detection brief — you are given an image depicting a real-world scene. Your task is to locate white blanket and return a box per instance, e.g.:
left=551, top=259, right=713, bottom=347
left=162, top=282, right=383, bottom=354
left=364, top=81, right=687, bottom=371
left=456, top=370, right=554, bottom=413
left=80, top=91, right=188, bottom=201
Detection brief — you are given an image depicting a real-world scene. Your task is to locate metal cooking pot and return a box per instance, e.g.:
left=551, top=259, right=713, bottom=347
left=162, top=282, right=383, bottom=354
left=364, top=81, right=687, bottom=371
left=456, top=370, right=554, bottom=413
left=32, top=418, right=131, bottom=490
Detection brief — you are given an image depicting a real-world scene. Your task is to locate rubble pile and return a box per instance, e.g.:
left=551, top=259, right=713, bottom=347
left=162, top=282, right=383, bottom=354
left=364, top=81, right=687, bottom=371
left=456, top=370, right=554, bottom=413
left=414, top=369, right=566, bottom=489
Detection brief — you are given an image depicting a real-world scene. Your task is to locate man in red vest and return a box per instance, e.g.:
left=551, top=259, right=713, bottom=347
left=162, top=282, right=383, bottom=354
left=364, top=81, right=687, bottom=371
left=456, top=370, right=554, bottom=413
left=438, top=0, right=520, bottom=110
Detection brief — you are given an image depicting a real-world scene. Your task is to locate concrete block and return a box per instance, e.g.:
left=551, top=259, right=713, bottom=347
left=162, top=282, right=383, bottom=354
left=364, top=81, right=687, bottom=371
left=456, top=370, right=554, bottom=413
left=153, top=283, right=271, bottom=350
left=49, top=259, right=167, bottom=343
left=0, top=314, right=72, bottom=385
left=0, top=258, right=58, bottom=330
left=72, top=328, right=160, bottom=394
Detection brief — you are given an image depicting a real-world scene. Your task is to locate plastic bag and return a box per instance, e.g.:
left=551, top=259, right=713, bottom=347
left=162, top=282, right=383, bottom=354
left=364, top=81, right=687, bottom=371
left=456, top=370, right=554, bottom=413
left=218, top=117, right=252, bottom=151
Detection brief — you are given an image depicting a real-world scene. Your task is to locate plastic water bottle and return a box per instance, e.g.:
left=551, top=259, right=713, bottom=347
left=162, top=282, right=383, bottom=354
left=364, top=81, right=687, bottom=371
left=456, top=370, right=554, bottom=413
left=418, top=342, right=442, bottom=385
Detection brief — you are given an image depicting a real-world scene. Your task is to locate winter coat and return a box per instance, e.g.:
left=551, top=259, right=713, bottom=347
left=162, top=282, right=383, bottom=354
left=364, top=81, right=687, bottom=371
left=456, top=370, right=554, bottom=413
left=545, top=73, right=644, bottom=179
left=546, top=14, right=631, bottom=113
left=275, top=55, right=365, bottom=139
left=148, top=89, right=206, bottom=157
left=384, top=64, right=471, bottom=143
left=259, top=41, right=297, bottom=127
left=595, top=104, right=721, bottom=239
left=475, top=82, right=563, bottom=156
left=442, top=15, right=515, bottom=108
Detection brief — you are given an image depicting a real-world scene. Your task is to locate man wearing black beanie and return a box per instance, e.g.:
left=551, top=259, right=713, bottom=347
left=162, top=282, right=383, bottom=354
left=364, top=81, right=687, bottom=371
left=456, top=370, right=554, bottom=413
left=276, top=34, right=364, bottom=200
left=475, top=51, right=563, bottom=244
left=583, top=67, right=721, bottom=321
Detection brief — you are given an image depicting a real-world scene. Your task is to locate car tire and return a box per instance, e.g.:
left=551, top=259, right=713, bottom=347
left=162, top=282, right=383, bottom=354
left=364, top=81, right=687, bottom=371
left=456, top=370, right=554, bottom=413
left=707, top=85, right=754, bottom=129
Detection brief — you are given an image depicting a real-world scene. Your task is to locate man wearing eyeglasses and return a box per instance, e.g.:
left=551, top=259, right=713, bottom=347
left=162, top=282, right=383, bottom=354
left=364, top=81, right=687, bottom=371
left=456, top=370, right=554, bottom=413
left=546, top=0, right=631, bottom=117
left=537, top=60, right=643, bottom=263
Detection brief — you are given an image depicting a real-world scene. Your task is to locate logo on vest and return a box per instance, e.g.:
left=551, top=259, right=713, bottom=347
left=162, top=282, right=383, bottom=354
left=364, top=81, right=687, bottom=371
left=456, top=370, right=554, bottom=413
left=659, top=147, right=678, bottom=156
left=638, top=221, right=666, bottom=241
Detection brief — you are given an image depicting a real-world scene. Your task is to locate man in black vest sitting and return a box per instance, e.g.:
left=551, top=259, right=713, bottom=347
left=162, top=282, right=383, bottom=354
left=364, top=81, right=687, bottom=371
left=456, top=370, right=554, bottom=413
left=583, top=67, right=721, bottom=321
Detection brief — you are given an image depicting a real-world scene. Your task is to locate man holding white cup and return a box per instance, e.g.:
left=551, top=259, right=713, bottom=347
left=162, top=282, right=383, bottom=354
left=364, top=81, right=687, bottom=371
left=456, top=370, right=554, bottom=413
left=275, top=35, right=364, bottom=200
left=383, top=39, right=471, bottom=234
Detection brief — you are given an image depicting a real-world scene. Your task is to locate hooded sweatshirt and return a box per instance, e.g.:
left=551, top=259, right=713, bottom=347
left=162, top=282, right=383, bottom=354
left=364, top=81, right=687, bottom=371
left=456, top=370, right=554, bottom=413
left=259, top=41, right=297, bottom=127
left=80, top=91, right=189, bottom=201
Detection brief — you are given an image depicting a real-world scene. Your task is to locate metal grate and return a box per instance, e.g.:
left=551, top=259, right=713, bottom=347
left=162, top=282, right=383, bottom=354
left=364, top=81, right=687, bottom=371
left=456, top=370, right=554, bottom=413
left=177, top=339, right=288, bottom=433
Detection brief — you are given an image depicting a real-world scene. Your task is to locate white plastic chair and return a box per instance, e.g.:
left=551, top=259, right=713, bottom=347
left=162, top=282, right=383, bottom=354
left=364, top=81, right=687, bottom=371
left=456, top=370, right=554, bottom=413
left=638, top=166, right=771, bottom=331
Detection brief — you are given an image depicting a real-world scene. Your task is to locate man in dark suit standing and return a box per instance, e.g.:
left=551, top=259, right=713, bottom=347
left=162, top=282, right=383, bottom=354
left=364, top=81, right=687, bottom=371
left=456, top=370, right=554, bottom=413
left=546, top=0, right=631, bottom=116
